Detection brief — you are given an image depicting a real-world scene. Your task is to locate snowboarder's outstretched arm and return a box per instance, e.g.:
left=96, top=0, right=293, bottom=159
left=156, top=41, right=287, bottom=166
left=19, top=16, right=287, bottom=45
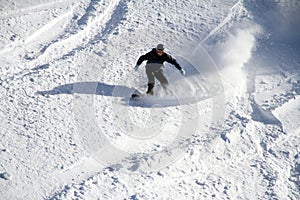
left=136, top=50, right=153, bottom=66
left=165, top=55, right=185, bottom=75
left=165, top=54, right=182, bottom=70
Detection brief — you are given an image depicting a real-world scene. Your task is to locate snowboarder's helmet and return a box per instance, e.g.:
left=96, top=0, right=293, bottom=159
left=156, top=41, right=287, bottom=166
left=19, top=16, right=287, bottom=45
left=156, top=44, right=164, bottom=51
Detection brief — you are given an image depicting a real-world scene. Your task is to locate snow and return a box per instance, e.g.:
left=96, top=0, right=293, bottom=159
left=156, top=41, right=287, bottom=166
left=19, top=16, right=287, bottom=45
left=0, top=0, right=299, bottom=199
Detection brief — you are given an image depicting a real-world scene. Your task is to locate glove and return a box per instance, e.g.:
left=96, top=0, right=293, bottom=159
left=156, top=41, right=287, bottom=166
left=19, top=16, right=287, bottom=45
left=134, top=64, right=139, bottom=71
left=180, top=69, right=185, bottom=76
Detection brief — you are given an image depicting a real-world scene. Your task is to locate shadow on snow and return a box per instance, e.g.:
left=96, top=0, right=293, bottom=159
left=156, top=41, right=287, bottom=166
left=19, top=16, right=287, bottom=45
left=37, top=82, right=135, bottom=97
left=36, top=81, right=216, bottom=108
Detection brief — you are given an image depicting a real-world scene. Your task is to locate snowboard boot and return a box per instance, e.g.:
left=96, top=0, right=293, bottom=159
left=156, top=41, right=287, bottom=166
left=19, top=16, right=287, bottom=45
left=146, top=83, right=154, bottom=95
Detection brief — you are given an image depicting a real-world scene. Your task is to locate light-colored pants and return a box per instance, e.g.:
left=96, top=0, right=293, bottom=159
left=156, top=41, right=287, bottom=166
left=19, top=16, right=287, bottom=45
left=145, top=63, right=168, bottom=88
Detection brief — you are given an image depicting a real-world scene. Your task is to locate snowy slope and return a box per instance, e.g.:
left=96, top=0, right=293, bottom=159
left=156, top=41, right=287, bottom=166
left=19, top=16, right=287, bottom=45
left=0, top=0, right=299, bottom=199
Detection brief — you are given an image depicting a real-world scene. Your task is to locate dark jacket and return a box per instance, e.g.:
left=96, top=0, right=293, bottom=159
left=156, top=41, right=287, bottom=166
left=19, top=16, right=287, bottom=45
left=136, top=48, right=182, bottom=70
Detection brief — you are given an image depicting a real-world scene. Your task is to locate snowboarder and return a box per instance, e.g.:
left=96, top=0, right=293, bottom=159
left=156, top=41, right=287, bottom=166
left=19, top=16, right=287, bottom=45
left=134, top=44, right=185, bottom=95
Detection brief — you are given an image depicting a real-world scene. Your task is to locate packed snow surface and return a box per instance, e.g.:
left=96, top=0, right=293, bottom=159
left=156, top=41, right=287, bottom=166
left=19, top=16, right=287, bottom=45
left=0, top=0, right=299, bottom=199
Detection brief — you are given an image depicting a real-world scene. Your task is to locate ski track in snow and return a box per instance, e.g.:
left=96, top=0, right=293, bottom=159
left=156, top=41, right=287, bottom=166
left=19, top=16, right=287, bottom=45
left=0, top=0, right=299, bottom=199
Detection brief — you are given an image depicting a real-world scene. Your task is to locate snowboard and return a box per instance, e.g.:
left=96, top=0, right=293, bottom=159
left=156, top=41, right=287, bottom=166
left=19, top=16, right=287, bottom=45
left=130, top=90, right=146, bottom=99
left=131, top=93, right=142, bottom=98
left=129, top=88, right=178, bottom=107
left=129, top=89, right=149, bottom=106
